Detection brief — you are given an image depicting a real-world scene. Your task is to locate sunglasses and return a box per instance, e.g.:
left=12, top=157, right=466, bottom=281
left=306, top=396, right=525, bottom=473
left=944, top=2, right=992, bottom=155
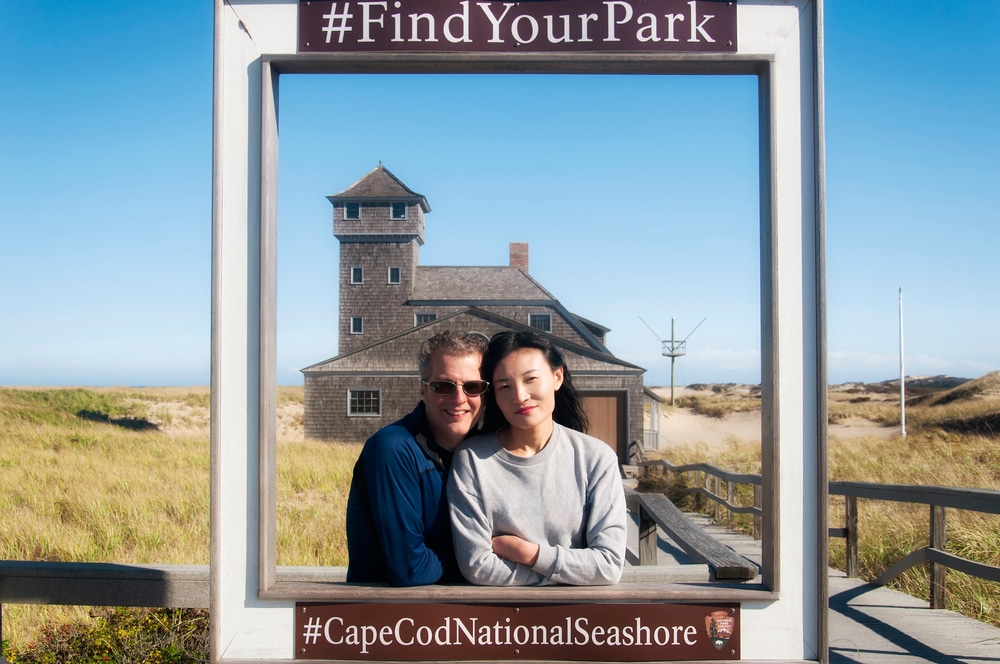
left=422, top=379, right=490, bottom=396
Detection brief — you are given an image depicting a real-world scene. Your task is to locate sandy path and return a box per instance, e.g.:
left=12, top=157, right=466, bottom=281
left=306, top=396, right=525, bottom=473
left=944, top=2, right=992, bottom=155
left=652, top=387, right=898, bottom=450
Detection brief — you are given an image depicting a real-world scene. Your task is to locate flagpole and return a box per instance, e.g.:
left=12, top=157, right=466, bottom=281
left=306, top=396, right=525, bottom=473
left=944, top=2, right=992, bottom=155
left=899, top=287, right=906, bottom=438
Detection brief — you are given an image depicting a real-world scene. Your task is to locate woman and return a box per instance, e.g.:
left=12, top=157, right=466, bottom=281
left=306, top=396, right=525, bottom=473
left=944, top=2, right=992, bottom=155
left=447, top=330, right=627, bottom=586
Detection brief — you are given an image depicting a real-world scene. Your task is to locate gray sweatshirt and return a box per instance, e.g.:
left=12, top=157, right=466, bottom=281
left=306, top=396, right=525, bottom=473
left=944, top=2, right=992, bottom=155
left=448, top=423, right=627, bottom=586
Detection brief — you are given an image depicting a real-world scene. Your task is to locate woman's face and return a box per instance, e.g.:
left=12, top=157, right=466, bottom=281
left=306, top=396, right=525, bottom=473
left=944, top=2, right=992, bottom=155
left=491, top=348, right=564, bottom=432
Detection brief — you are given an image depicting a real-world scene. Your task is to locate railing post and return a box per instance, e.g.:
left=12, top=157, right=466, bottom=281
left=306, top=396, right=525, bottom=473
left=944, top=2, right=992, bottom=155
left=727, top=481, right=735, bottom=529
left=930, top=504, right=947, bottom=609
left=713, top=475, right=722, bottom=522
left=638, top=502, right=658, bottom=566
left=753, top=484, right=761, bottom=540
left=846, top=495, right=859, bottom=578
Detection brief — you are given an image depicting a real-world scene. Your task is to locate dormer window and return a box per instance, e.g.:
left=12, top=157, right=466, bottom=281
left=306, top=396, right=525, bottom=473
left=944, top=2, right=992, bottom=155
left=529, top=313, right=552, bottom=332
left=391, top=202, right=407, bottom=219
left=345, top=202, right=360, bottom=219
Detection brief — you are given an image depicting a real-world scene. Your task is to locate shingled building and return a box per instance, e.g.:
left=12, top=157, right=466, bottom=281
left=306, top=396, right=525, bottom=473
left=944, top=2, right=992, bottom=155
left=302, top=164, right=650, bottom=462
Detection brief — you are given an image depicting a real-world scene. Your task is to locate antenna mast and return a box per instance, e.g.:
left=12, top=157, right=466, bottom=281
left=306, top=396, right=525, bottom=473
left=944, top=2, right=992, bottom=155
left=640, top=316, right=706, bottom=406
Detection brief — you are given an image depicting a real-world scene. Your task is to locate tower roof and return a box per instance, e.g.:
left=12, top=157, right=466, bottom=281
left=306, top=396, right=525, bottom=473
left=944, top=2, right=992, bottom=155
left=328, top=163, right=430, bottom=212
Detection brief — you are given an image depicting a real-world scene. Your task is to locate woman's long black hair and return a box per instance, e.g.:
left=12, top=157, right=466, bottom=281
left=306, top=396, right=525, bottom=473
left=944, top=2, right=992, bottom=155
left=480, top=330, right=589, bottom=434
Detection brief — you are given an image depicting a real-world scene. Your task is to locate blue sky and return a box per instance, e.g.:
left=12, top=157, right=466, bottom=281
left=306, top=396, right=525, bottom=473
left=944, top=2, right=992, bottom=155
left=2, top=1, right=997, bottom=387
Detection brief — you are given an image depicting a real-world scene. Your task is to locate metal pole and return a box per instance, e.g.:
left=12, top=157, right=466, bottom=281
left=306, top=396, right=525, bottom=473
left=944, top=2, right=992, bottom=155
left=899, top=287, right=906, bottom=437
left=670, top=317, right=676, bottom=405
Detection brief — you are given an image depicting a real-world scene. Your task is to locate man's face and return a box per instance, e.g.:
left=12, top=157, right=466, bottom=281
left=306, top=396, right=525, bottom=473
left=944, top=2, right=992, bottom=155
left=420, top=349, right=485, bottom=451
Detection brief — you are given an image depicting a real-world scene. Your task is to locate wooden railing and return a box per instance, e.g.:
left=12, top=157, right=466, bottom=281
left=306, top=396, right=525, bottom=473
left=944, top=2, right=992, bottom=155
left=634, top=453, right=763, bottom=540
left=828, top=481, right=1000, bottom=608
left=630, top=491, right=758, bottom=580
left=630, top=448, right=1000, bottom=609
left=5, top=476, right=999, bottom=636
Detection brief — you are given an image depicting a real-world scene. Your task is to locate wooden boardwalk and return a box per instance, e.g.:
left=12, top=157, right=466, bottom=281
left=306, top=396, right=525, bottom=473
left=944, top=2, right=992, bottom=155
left=828, top=571, right=1000, bottom=663
left=633, top=512, right=1000, bottom=662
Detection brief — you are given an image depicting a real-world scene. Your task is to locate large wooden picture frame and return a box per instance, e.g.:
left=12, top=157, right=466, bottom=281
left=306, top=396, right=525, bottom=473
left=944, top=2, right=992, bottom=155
left=211, top=0, right=827, bottom=661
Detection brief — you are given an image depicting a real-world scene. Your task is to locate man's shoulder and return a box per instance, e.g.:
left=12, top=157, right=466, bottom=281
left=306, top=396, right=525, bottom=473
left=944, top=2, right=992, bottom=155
left=366, top=420, right=419, bottom=450
left=368, top=403, right=421, bottom=437
left=361, top=405, right=431, bottom=458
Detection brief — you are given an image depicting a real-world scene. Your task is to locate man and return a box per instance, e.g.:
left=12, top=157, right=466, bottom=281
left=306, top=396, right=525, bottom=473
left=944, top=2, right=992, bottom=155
left=345, top=330, right=489, bottom=586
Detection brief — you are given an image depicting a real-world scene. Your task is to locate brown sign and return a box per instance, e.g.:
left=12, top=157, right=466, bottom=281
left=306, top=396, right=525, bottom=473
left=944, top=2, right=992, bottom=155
left=295, top=602, right=740, bottom=660
left=298, top=0, right=737, bottom=53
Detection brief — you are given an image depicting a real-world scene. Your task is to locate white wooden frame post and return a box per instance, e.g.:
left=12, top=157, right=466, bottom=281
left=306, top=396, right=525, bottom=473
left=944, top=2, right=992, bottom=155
left=211, top=0, right=827, bottom=661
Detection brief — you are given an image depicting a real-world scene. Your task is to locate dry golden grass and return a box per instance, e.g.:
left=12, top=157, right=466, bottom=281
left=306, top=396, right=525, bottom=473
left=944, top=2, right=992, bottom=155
left=651, top=373, right=1000, bottom=629
left=2, top=376, right=998, bottom=647
left=0, top=386, right=360, bottom=650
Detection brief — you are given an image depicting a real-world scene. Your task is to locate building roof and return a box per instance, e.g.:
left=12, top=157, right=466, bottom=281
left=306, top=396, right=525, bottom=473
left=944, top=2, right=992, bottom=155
left=302, top=308, right=644, bottom=376
left=327, top=163, right=431, bottom=212
left=413, top=266, right=555, bottom=301
left=410, top=266, right=613, bottom=354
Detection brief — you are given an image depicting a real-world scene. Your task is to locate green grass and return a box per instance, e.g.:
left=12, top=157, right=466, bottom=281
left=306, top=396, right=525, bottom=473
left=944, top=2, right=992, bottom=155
left=3, top=607, right=210, bottom=664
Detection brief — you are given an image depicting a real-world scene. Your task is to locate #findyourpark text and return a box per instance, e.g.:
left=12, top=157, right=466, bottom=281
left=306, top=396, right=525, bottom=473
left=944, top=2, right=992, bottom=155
left=299, top=0, right=738, bottom=52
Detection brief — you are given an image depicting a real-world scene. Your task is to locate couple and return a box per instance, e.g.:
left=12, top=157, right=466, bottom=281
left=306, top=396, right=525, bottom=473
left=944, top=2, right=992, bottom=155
left=345, top=329, right=627, bottom=587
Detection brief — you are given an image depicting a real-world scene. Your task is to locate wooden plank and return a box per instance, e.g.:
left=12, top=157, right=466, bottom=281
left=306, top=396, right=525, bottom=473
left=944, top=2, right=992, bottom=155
left=829, top=571, right=1000, bottom=664
left=636, top=493, right=758, bottom=581
left=873, top=548, right=928, bottom=586
left=829, top=482, right=1000, bottom=514
left=930, top=505, right=947, bottom=608
left=926, top=548, right=1000, bottom=583
left=0, top=562, right=208, bottom=608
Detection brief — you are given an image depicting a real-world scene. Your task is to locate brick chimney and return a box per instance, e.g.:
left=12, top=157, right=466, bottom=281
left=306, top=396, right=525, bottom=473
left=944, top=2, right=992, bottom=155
left=509, top=242, right=529, bottom=272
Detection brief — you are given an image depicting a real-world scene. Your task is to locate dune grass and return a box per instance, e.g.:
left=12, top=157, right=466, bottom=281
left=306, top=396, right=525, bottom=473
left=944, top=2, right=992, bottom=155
left=0, top=386, right=358, bottom=652
left=653, top=376, right=1000, bottom=629
left=1, top=380, right=998, bottom=651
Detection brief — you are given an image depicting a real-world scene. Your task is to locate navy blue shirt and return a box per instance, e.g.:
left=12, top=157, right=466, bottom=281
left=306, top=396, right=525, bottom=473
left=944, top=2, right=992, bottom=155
left=345, top=403, right=460, bottom=585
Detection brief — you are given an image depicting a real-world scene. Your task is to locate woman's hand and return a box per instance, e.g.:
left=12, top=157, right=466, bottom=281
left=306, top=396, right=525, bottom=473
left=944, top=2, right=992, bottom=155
left=492, top=535, right=540, bottom=566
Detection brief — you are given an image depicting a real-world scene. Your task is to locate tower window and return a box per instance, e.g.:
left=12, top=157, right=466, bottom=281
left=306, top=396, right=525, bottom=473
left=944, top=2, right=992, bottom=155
left=348, top=389, right=381, bottom=416
left=350, top=317, right=363, bottom=334
left=351, top=267, right=363, bottom=284
left=391, top=202, right=407, bottom=219
left=529, top=313, right=552, bottom=332
left=344, top=202, right=360, bottom=219
left=388, top=267, right=401, bottom=284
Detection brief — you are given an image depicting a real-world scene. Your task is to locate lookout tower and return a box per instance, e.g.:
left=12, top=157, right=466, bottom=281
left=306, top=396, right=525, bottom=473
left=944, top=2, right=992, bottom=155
left=329, top=164, right=430, bottom=354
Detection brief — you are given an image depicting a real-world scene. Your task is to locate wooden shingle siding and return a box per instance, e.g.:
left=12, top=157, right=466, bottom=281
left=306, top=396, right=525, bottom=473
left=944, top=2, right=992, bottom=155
left=304, top=165, right=650, bottom=449
left=339, top=241, right=418, bottom=354
left=304, top=375, right=419, bottom=443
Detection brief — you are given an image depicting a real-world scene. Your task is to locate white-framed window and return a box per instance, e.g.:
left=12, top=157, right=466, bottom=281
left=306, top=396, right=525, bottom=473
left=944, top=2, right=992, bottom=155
left=344, top=202, right=360, bottom=219
left=415, top=313, right=437, bottom=325
left=391, top=202, right=406, bottom=219
left=348, top=389, right=381, bottom=416
left=529, top=313, right=551, bottom=332
left=351, top=267, right=363, bottom=284
left=388, top=266, right=401, bottom=284
left=350, top=317, right=363, bottom=334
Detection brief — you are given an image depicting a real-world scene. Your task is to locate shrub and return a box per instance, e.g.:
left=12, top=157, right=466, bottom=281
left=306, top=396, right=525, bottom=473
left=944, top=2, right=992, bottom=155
left=3, top=608, right=210, bottom=664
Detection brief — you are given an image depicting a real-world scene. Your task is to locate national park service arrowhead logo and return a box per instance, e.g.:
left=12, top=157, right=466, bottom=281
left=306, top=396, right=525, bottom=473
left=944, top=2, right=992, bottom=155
left=705, top=610, right=735, bottom=650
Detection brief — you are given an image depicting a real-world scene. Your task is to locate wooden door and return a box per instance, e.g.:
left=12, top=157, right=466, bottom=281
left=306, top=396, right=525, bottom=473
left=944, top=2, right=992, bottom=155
left=580, top=392, right=625, bottom=461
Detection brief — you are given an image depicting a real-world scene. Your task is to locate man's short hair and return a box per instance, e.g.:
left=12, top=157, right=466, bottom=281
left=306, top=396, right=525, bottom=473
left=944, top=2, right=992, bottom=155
left=418, top=331, right=489, bottom=380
